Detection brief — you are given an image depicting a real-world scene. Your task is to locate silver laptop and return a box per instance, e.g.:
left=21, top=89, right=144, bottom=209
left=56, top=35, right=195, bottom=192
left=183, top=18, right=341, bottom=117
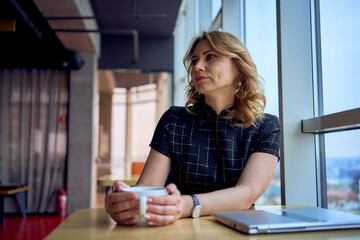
left=211, top=207, right=360, bottom=234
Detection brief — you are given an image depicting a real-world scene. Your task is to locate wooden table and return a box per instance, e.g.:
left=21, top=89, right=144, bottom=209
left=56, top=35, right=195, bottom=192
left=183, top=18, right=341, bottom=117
left=97, top=174, right=140, bottom=194
left=0, top=185, right=29, bottom=228
left=97, top=174, right=140, bottom=207
left=45, top=206, right=360, bottom=240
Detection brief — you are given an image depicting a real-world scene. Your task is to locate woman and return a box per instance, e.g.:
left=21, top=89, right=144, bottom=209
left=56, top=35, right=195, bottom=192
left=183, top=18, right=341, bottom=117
left=106, top=31, right=281, bottom=226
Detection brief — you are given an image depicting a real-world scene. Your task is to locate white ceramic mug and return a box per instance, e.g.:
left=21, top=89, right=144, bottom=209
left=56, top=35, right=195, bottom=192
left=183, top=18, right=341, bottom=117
left=123, top=186, right=169, bottom=226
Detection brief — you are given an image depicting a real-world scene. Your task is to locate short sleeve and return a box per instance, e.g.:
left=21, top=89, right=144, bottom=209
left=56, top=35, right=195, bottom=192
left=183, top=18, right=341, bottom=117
left=149, top=108, right=172, bottom=157
left=255, top=114, right=282, bottom=158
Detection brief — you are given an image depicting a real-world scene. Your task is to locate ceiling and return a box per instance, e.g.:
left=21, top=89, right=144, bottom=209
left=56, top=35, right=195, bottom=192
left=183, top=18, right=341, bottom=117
left=0, top=0, right=69, bottom=68
left=0, top=0, right=182, bottom=92
left=0, top=0, right=182, bottom=72
left=90, top=0, right=181, bottom=37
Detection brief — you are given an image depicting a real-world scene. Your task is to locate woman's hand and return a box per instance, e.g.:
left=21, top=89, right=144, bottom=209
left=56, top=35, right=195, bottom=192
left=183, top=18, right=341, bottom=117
left=105, top=181, right=140, bottom=225
left=144, top=183, right=183, bottom=226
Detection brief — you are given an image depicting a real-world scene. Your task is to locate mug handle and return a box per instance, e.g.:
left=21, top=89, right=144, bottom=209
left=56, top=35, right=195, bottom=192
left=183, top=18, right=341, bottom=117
left=139, top=195, right=147, bottom=221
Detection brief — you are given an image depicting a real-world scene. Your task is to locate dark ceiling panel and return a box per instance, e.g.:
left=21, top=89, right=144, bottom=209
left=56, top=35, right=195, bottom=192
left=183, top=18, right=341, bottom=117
left=0, top=0, right=181, bottom=71
left=90, top=0, right=181, bottom=37
left=99, top=35, right=173, bottom=71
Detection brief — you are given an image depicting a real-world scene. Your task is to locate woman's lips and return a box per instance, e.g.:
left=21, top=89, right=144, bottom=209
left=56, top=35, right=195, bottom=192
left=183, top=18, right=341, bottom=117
left=196, top=76, right=208, bottom=82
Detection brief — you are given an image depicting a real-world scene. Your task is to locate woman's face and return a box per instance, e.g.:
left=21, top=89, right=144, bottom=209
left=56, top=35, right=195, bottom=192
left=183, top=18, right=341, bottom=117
left=190, top=39, right=239, bottom=97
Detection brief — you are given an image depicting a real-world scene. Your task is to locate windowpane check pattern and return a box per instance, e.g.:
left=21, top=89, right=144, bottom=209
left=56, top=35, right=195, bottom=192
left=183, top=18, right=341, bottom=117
left=150, top=104, right=281, bottom=195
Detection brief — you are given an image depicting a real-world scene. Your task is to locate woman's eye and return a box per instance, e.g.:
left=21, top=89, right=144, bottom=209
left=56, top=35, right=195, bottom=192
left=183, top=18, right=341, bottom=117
left=191, top=59, right=198, bottom=65
left=207, top=54, right=216, bottom=60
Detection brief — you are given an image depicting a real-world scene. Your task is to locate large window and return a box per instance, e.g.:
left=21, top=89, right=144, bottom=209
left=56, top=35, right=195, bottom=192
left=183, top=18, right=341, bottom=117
left=320, top=0, right=360, bottom=115
left=111, top=85, right=157, bottom=178
left=319, top=0, right=360, bottom=213
left=130, top=84, right=157, bottom=163
left=245, top=0, right=280, bottom=205
left=245, top=0, right=278, bottom=116
left=112, top=88, right=127, bottom=177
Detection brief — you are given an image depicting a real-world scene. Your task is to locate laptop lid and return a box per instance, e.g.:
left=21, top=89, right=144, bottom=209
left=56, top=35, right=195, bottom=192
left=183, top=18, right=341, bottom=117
left=211, top=208, right=360, bottom=234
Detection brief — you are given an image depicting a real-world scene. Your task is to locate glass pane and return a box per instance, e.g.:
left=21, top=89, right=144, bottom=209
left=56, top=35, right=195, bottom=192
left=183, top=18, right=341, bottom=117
left=112, top=85, right=157, bottom=178
left=211, top=0, right=221, bottom=21
left=245, top=0, right=280, bottom=205
left=131, top=85, right=157, bottom=164
left=245, top=0, right=278, bottom=116
left=320, top=0, right=360, bottom=114
left=112, top=88, right=127, bottom=177
left=325, top=130, right=360, bottom=214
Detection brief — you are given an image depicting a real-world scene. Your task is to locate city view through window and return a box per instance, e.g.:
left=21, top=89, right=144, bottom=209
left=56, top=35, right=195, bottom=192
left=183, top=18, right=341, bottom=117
left=320, top=0, right=360, bottom=214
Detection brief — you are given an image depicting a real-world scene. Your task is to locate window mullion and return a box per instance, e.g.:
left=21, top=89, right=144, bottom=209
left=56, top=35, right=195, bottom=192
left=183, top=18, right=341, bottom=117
left=313, top=0, right=327, bottom=209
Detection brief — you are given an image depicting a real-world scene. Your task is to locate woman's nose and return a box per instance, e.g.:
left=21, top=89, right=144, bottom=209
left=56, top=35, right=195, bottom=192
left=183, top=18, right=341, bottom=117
left=193, top=60, right=205, bottom=72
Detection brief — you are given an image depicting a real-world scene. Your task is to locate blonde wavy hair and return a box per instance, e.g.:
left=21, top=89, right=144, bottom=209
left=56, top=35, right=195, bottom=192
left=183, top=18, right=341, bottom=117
left=183, top=31, right=266, bottom=127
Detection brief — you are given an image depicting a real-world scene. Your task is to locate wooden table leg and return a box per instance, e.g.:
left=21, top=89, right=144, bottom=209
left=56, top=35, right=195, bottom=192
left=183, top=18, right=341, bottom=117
left=14, top=191, right=27, bottom=216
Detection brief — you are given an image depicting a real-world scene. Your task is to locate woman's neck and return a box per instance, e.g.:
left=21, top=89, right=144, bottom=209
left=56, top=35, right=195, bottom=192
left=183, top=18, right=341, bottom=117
left=204, top=94, right=235, bottom=115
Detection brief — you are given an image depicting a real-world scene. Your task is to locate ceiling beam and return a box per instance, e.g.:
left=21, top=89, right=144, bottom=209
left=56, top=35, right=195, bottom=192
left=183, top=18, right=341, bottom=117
left=47, top=28, right=139, bottom=64
left=37, top=14, right=167, bottom=20
left=8, top=0, right=42, bottom=39
left=33, top=0, right=100, bottom=54
left=113, top=71, right=156, bottom=89
left=98, top=70, right=116, bottom=94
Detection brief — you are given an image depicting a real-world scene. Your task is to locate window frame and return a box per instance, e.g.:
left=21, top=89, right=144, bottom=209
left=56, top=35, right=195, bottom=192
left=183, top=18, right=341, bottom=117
left=302, top=0, right=360, bottom=209
left=173, top=0, right=360, bottom=210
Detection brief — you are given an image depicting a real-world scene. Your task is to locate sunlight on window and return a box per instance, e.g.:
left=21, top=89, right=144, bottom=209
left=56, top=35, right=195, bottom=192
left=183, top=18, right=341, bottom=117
left=245, top=0, right=280, bottom=205
left=211, top=0, right=221, bottom=21
left=112, top=88, right=127, bottom=177
left=111, top=85, right=157, bottom=178
left=320, top=0, right=360, bottom=114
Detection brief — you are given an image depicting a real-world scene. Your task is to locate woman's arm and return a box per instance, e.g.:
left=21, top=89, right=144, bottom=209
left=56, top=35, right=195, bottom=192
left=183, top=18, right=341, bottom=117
left=145, top=152, right=278, bottom=225
left=192, top=152, right=278, bottom=216
left=136, top=148, right=171, bottom=187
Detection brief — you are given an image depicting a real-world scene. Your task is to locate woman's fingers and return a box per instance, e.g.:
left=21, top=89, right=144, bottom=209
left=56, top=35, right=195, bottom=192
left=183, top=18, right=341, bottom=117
left=119, top=217, right=137, bottom=226
left=108, top=197, right=139, bottom=213
left=105, top=181, right=140, bottom=225
left=107, top=182, right=184, bottom=226
left=106, top=191, right=137, bottom=208
left=144, top=184, right=183, bottom=226
left=147, top=194, right=181, bottom=206
left=145, top=213, right=177, bottom=226
left=146, top=203, right=180, bottom=215
left=106, top=180, right=134, bottom=210
left=147, top=183, right=181, bottom=206
left=111, top=207, right=139, bottom=223
left=107, top=197, right=140, bottom=225
left=113, top=180, right=130, bottom=191
left=166, top=183, right=180, bottom=195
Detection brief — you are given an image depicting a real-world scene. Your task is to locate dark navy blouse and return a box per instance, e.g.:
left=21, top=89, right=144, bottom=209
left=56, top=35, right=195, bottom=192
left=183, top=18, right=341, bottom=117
left=149, top=104, right=281, bottom=195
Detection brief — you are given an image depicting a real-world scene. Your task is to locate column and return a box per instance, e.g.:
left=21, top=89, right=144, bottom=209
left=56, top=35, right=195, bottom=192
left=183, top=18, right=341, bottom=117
left=277, top=0, right=317, bottom=206
left=67, top=52, right=98, bottom=213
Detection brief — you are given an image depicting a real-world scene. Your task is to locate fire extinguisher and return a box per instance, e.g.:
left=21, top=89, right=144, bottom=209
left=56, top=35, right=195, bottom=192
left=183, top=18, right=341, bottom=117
left=58, top=186, right=67, bottom=217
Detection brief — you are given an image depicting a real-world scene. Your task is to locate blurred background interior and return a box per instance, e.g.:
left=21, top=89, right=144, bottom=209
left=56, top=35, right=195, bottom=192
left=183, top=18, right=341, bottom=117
left=0, top=0, right=359, bottom=231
